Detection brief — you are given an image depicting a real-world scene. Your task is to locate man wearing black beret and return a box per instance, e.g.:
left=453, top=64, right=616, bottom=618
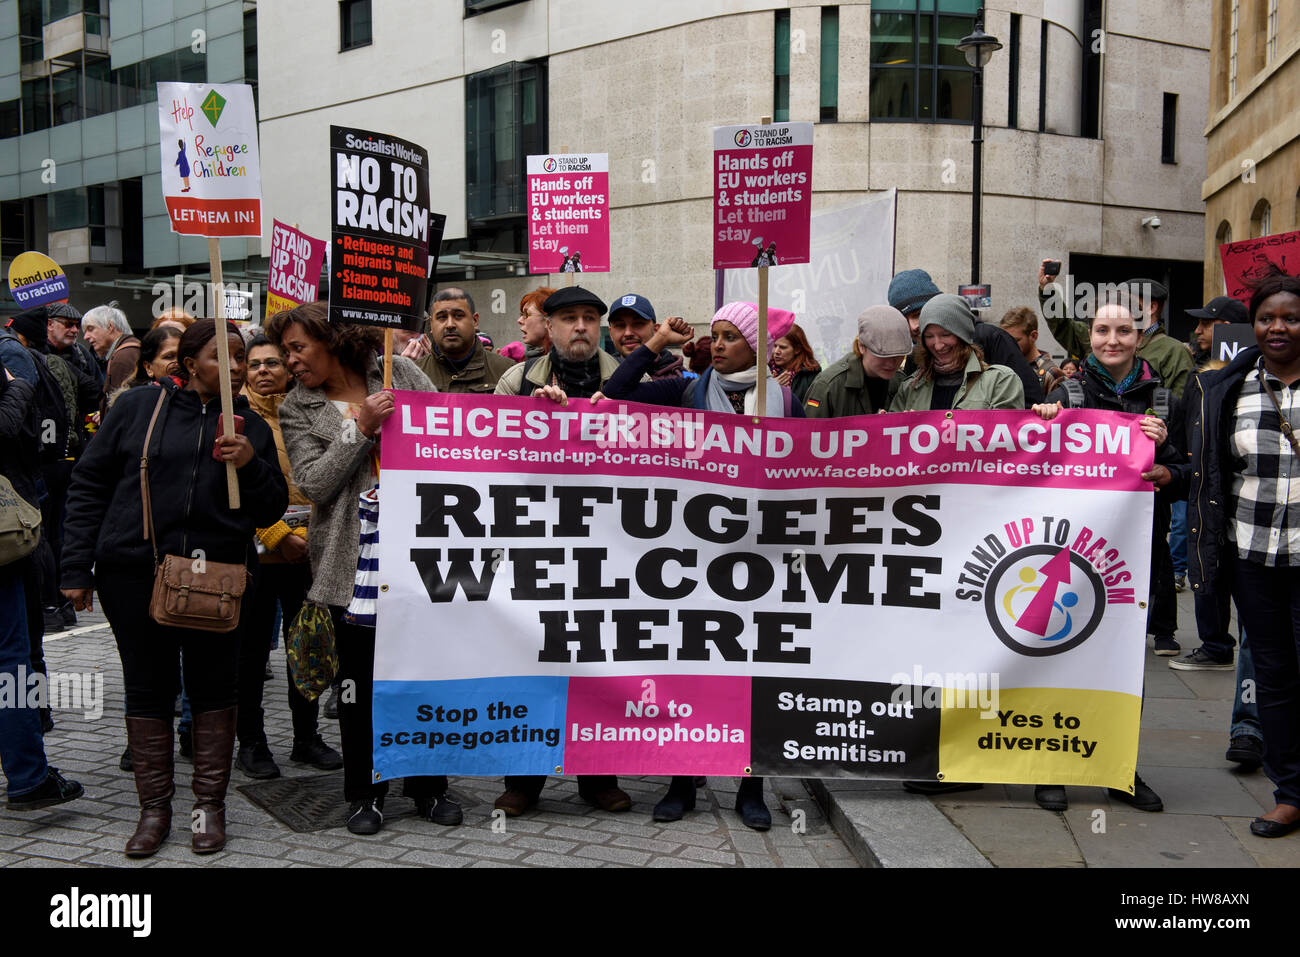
left=495, top=286, right=625, bottom=400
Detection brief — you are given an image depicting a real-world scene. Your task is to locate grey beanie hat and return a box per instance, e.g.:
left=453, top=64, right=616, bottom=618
left=918, top=293, right=977, bottom=346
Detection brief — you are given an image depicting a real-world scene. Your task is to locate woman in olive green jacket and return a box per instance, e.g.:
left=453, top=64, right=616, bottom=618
left=890, top=294, right=1025, bottom=412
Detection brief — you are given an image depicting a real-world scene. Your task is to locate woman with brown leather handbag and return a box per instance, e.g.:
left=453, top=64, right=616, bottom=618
left=60, top=320, right=287, bottom=857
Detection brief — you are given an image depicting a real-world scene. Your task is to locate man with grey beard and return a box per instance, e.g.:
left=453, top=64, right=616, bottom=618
left=495, top=287, right=621, bottom=398
left=489, top=284, right=632, bottom=815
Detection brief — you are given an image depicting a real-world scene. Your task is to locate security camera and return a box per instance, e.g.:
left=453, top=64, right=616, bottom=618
left=1141, top=215, right=1162, bottom=230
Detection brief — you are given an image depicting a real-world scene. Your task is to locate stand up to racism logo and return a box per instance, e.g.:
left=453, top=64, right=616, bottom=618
left=954, top=514, right=1137, bottom=657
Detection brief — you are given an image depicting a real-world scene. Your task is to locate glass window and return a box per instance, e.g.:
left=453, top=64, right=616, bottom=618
left=820, top=6, right=839, bottom=122
left=465, top=61, right=547, bottom=222
left=178, top=46, right=206, bottom=83
left=936, top=16, right=971, bottom=67
left=871, top=12, right=915, bottom=65
left=1161, top=92, right=1177, bottom=164
left=935, top=70, right=972, bottom=119
left=113, top=63, right=140, bottom=110
left=48, top=187, right=89, bottom=231
left=0, top=100, right=20, bottom=139
left=774, top=11, right=790, bottom=123
left=22, top=78, right=50, bottom=133
left=51, top=67, right=81, bottom=126
left=244, top=9, right=258, bottom=86
left=2, top=200, right=33, bottom=263
left=1007, top=13, right=1020, bottom=128
left=19, top=0, right=42, bottom=64
left=1251, top=200, right=1271, bottom=238
left=84, top=56, right=112, bottom=117
left=870, top=2, right=976, bottom=122
left=1267, top=0, right=1278, bottom=65
left=340, top=0, right=372, bottom=52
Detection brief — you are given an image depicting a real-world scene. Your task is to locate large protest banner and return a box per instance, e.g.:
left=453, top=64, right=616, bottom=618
left=526, top=153, right=610, bottom=274
left=1219, top=229, right=1299, bottom=304
left=157, top=83, right=262, bottom=237
left=725, top=192, right=897, bottom=366
left=713, top=122, right=814, bottom=269
left=372, top=395, right=1153, bottom=791
left=265, top=220, right=326, bottom=320
left=329, top=125, right=431, bottom=330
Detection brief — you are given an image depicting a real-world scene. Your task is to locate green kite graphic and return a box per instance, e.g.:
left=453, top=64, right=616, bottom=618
left=200, top=89, right=226, bottom=127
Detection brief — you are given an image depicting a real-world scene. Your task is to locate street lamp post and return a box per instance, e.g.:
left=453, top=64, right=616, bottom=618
left=958, top=8, right=1002, bottom=287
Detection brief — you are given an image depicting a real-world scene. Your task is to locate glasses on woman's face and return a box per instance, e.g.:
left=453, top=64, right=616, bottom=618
left=247, top=358, right=284, bottom=371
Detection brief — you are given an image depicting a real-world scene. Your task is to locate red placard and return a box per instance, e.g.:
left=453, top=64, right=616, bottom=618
left=1219, top=230, right=1300, bottom=303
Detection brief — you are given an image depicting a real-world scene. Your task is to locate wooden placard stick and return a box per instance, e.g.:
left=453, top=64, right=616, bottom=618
left=383, top=328, right=394, bottom=390
left=208, top=237, right=240, bottom=508
left=754, top=115, right=772, bottom=416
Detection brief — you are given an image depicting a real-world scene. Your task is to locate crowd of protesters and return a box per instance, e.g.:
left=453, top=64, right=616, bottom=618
left=2, top=258, right=1299, bottom=856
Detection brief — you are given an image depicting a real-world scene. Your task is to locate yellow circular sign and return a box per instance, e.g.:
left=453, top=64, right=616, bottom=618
left=7, top=251, right=69, bottom=309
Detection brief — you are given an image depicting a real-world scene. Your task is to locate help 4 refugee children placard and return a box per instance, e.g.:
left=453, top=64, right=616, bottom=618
left=526, top=154, right=610, bottom=274
left=329, top=125, right=431, bottom=330
left=370, top=395, right=1153, bottom=791
left=713, top=122, right=813, bottom=269
left=157, top=83, right=262, bottom=237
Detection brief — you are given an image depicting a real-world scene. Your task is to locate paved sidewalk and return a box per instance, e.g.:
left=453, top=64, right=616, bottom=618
left=1, top=605, right=854, bottom=869
left=812, top=588, right=1300, bottom=867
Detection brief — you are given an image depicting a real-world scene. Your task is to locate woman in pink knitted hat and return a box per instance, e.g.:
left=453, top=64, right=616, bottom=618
left=585, top=302, right=802, bottom=831
left=597, top=302, right=804, bottom=419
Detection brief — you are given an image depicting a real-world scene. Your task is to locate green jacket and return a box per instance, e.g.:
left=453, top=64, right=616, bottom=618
left=1037, top=287, right=1192, bottom=397
left=803, top=351, right=899, bottom=418
left=889, top=350, right=1025, bottom=412
left=415, top=340, right=515, bottom=394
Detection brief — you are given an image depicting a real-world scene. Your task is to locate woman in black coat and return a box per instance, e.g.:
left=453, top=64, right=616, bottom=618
left=1030, top=299, right=1178, bottom=815
left=1158, top=273, right=1300, bottom=838
left=61, top=320, right=287, bottom=857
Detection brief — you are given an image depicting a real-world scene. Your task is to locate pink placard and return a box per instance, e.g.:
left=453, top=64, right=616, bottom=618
left=563, top=675, right=752, bottom=775
left=713, top=122, right=813, bottom=270
left=526, top=153, right=610, bottom=273
left=266, top=219, right=326, bottom=319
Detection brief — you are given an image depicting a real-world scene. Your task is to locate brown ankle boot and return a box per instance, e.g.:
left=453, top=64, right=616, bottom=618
left=124, top=716, right=174, bottom=857
left=190, top=706, right=236, bottom=854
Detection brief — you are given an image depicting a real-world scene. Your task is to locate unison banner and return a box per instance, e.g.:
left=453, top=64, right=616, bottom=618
left=373, top=396, right=1154, bottom=791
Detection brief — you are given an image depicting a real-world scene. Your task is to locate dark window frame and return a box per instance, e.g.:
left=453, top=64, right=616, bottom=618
left=465, top=59, right=548, bottom=225
left=820, top=6, right=839, bottom=122
left=1007, top=13, right=1020, bottom=129
left=340, top=0, right=373, bottom=52
left=869, top=2, right=978, bottom=125
left=1161, top=92, right=1178, bottom=164
left=774, top=10, right=791, bottom=123
left=1038, top=20, right=1048, bottom=133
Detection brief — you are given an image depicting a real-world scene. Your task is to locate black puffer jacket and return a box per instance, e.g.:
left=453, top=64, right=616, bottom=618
left=61, top=378, right=288, bottom=589
left=1165, top=347, right=1261, bottom=600
left=0, top=366, right=40, bottom=507
left=1045, top=358, right=1184, bottom=472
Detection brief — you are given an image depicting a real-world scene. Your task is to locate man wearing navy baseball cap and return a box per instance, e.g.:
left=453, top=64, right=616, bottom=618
left=608, top=293, right=684, bottom=379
